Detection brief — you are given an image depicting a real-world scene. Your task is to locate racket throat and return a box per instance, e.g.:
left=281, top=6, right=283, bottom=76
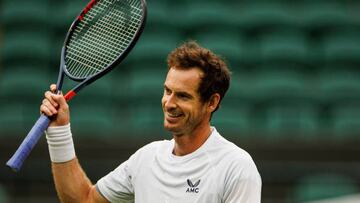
left=64, top=90, right=77, bottom=101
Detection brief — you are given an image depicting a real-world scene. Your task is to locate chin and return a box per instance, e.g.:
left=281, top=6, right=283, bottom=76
left=164, top=124, right=177, bottom=132
left=164, top=123, right=182, bottom=134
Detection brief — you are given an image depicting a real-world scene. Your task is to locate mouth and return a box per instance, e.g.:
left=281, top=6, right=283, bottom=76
left=165, top=112, right=183, bottom=123
left=167, top=112, right=182, bottom=117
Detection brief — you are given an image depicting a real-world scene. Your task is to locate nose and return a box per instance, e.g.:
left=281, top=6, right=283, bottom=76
left=163, top=93, right=177, bottom=110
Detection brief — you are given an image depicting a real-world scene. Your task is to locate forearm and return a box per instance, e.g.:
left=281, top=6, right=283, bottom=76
left=42, top=89, right=106, bottom=203
left=52, top=158, right=94, bottom=203
left=46, top=124, right=94, bottom=203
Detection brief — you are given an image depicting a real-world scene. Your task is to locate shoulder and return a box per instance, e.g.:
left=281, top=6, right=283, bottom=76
left=137, top=139, right=172, bottom=153
left=211, top=130, right=260, bottom=180
left=224, top=147, right=260, bottom=181
left=212, top=131, right=253, bottom=161
left=130, top=140, right=172, bottom=162
left=212, top=132, right=262, bottom=200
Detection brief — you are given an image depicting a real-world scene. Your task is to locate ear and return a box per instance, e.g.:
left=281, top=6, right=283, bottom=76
left=207, top=93, right=221, bottom=113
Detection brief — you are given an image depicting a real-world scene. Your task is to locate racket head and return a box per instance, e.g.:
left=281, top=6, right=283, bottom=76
left=61, top=0, right=147, bottom=82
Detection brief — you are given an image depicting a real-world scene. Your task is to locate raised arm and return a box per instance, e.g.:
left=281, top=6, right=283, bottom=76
left=41, top=84, right=109, bottom=203
left=51, top=158, right=108, bottom=203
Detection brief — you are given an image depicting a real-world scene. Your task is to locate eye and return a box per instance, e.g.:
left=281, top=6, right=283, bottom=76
left=177, top=93, right=190, bottom=100
left=178, top=93, right=187, bottom=98
left=164, top=87, right=171, bottom=95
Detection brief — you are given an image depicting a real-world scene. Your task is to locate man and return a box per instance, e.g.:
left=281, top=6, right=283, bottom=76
left=41, top=41, right=262, bottom=203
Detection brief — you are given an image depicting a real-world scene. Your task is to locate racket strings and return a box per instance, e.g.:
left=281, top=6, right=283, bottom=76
left=66, top=0, right=143, bottom=79
left=68, top=3, right=139, bottom=77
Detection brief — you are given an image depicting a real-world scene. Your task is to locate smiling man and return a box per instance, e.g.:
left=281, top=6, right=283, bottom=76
left=41, top=41, right=262, bottom=203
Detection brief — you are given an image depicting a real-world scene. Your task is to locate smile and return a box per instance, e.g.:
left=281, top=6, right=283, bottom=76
left=167, top=113, right=183, bottom=118
left=165, top=112, right=184, bottom=123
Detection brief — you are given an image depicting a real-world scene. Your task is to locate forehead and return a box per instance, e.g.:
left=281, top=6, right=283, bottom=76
left=164, top=67, right=203, bottom=94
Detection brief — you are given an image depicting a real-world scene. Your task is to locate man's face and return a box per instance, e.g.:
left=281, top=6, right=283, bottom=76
left=161, top=67, right=210, bottom=136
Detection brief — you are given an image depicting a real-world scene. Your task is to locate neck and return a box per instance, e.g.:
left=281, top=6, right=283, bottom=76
left=172, top=122, right=211, bottom=156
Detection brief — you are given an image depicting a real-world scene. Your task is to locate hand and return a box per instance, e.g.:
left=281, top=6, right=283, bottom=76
left=40, top=84, right=70, bottom=127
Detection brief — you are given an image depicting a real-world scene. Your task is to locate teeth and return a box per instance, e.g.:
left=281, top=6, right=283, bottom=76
left=168, top=113, right=181, bottom=117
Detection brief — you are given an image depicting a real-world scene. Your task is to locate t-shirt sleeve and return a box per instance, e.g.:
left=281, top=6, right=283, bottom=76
left=96, top=159, right=135, bottom=203
left=223, top=157, right=262, bottom=203
left=96, top=141, right=163, bottom=203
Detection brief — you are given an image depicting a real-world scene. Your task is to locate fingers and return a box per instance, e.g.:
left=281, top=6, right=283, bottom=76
left=41, top=84, right=70, bottom=126
left=48, top=84, right=67, bottom=108
left=41, top=98, right=58, bottom=116
left=40, top=84, right=68, bottom=116
left=41, top=90, right=60, bottom=116
left=51, top=92, right=68, bottom=110
left=44, top=91, right=59, bottom=108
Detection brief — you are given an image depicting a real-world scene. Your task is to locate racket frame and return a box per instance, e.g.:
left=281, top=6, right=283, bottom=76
left=59, top=0, right=147, bottom=99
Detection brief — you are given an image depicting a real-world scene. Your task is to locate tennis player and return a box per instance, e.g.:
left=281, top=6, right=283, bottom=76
left=41, top=41, right=262, bottom=203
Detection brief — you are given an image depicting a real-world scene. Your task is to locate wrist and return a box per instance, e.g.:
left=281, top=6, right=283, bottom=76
left=46, top=123, right=76, bottom=163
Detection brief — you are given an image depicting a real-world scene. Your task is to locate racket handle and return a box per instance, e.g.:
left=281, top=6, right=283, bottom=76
left=6, top=114, right=51, bottom=172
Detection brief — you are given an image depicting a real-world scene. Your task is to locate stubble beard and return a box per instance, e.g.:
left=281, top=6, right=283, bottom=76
left=164, top=113, right=205, bottom=138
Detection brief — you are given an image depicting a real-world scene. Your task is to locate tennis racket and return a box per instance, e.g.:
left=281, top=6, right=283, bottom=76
left=6, top=0, right=147, bottom=172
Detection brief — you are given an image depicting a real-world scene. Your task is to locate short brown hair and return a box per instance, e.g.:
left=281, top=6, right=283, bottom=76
left=167, top=40, right=231, bottom=112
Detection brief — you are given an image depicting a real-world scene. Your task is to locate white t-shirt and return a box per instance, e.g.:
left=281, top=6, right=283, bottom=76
left=96, top=127, right=262, bottom=203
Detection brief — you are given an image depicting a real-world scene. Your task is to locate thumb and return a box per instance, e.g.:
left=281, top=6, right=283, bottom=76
left=49, top=92, right=70, bottom=126
left=51, top=92, right=68, bottom=109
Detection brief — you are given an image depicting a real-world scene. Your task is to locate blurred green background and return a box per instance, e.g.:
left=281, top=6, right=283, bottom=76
left=1, top=0, right=360, bottom=202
